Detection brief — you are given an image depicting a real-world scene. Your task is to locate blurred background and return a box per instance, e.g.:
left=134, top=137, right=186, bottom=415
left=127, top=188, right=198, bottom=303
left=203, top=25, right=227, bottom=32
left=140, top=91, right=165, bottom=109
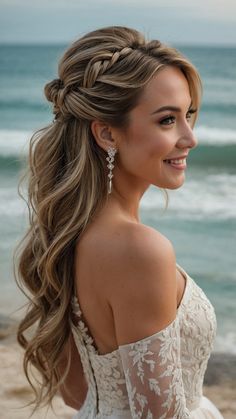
left=0, top=1, right=236, bottom=417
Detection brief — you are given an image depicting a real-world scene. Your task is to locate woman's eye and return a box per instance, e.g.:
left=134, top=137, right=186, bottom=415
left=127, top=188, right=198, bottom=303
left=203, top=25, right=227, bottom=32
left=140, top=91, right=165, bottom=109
left=159, top=116, right=175, bottom=125
left=186, top=111, right=193, bottom=120
left=160, top=110, right=196, bottom=126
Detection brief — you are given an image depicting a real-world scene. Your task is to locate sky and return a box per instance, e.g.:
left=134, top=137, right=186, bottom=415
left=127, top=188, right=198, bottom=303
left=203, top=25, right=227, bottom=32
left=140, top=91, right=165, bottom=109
left=1, top=0, right=236, bottom=46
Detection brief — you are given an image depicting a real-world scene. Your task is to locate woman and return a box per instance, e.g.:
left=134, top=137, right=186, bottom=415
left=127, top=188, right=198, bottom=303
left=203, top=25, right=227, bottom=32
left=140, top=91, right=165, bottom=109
left=14, top=26, right=224, bottom=418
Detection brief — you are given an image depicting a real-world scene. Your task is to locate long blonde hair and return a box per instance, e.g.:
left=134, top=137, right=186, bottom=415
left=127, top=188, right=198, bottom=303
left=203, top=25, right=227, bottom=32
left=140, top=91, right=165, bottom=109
left=13, top=26, right=202, bottom=410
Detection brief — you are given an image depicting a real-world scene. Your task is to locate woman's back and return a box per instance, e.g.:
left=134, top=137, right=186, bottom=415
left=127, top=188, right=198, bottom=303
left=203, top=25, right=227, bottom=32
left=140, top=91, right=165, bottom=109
left=74, top=211, right=187, bottom=356
left=71, top=233, right=220, bottom=418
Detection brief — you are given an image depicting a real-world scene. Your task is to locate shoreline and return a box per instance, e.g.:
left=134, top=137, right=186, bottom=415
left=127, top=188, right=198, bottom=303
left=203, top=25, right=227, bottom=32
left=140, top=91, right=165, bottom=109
left=1, top=316, right=236, bottom=418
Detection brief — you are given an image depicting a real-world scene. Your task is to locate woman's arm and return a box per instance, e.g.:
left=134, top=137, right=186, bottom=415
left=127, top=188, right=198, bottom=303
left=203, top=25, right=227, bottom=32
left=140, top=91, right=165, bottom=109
left=58, top=332, right=88, bottom=410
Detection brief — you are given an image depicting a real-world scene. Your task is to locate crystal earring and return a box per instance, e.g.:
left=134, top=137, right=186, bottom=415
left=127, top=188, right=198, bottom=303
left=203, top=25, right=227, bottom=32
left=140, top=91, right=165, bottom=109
left=106, top=146, right=117, bottom=194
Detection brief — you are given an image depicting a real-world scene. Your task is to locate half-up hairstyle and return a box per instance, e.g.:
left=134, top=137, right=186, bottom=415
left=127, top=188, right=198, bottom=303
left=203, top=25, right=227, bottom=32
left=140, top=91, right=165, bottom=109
left=13, top=26, right=202, bottom=410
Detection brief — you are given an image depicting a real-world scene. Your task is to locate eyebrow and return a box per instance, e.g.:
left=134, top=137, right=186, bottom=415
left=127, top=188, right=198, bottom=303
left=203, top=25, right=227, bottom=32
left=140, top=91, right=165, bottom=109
left=150, top=104, right=194, bottom=115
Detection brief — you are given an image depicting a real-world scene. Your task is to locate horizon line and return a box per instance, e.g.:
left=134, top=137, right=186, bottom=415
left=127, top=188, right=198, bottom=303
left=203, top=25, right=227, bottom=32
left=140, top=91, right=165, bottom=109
left=1, top=41, right=236, bottom=48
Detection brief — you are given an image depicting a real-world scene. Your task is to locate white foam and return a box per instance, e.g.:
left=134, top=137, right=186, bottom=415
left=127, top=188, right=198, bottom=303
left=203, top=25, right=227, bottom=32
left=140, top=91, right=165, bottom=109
left=0, top=187, right=28, bottom=217
left=215, top=332, right=236, bottom=355
left=141, top=172, right=236, bottom=220
left=194, top=125, right=236, bottom=145
left=0, top=130, right=32, bottom=157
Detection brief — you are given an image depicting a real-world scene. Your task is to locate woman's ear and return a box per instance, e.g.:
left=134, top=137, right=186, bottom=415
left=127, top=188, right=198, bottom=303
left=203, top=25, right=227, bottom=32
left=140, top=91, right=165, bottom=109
left=91, top=120, right=117, bottom=152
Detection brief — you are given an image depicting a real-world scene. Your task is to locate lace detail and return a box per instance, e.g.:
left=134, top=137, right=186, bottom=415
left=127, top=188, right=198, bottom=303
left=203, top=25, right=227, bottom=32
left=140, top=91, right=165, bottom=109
left=178, top=277, right=217, bottom=410
left=72, top=296, right=98, bottom=354
left=71, top=296, right=130, bottom=415
left=118, top=316, right=191, bottom=418
left=70, top=264, right=219, bottom=418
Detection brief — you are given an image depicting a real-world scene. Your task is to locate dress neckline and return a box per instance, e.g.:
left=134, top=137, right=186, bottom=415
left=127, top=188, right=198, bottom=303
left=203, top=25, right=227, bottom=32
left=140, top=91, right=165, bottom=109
left=71, top=263, right=191, bottom=357
left=176, top=263, right=190, bottom=311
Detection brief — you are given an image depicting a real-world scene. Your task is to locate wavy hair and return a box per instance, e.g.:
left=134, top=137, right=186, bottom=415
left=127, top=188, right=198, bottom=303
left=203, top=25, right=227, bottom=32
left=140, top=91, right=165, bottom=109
left=13, top=26, right=202, bottom=410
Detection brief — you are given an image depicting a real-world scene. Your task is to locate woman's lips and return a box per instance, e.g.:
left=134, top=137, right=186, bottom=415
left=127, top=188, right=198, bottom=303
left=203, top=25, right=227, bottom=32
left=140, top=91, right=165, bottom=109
left=163, top=158, right=187, bottom=170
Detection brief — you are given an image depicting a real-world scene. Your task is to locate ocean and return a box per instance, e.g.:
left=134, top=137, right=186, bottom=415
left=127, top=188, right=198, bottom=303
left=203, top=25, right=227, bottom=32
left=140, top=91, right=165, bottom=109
left=0, top=44, right=235, bottom=354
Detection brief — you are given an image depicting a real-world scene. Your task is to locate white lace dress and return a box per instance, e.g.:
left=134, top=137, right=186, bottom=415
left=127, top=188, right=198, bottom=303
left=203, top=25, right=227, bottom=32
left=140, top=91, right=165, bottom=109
left=70, top=263, right=224, bottom=418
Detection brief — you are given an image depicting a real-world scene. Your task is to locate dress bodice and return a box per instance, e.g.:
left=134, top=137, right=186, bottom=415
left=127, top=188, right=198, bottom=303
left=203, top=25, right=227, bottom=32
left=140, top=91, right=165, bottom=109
left=70, top=264, right=217, bottom=418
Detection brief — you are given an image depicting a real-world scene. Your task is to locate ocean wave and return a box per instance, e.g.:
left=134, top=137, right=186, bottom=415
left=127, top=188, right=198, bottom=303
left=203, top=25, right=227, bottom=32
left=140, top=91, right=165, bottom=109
left=141, top=173, right=236, bottom=220
left=0, top=127, right=236, bottom=169
left=195, top=126, right=236, bottom=144
left=215, top=332, right=236, bottom=355
left=0, top=187, right=27, bottom=217
left=0, top=130, right=31, bottom=157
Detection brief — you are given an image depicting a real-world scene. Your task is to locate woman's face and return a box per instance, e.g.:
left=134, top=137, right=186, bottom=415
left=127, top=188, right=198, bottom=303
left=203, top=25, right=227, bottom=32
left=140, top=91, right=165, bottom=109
left=115, top=65, right=198, bottom=190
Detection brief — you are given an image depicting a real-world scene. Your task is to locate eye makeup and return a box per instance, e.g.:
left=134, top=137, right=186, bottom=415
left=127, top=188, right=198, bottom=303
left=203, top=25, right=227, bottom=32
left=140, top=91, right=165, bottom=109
left=159, top=109, right=197, bottom=125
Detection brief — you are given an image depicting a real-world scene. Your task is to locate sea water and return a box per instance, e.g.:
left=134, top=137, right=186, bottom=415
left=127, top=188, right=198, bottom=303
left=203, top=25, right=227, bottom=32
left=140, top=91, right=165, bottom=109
left=0, top=44, right=235, bottom=353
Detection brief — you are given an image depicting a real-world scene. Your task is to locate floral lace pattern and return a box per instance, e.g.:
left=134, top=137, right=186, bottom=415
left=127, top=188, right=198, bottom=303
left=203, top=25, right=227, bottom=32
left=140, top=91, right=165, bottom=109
left=118, top=317, right=191, bottom=418
left=70, top=264, right=217, bottom=418
left=71, top=296, right=130, bottom=415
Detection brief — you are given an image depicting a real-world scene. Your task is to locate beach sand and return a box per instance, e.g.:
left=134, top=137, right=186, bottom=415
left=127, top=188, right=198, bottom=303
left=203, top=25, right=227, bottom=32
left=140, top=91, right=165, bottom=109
left=0, top=341, right=76, bottom=418
left=0, top=318, right=235, bottom=419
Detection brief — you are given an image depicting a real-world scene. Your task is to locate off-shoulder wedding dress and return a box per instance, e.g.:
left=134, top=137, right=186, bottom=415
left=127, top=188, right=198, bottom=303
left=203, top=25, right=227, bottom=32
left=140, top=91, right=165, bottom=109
left=70, top=263, right=223, bottom=418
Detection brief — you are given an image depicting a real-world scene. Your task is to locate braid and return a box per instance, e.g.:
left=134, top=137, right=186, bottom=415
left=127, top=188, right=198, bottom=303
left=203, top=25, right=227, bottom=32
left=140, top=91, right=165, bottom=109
left=83, top=47, right=133, bottom=88
left=44, top=32, right=200, bottom=127
left=44, top=78, right=65, bottom=119
left=45, top=47, right=135, bottom=122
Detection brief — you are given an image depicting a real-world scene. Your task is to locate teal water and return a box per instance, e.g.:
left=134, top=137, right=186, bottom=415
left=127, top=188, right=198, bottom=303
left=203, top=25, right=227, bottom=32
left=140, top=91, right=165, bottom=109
left=0, top=44, right=235, bottom=353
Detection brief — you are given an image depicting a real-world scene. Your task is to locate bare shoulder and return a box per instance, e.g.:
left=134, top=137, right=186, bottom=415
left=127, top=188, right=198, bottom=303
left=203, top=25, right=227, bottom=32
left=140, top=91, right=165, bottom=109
left=106, top=223, right=177, bottom=346
left=107, top=222, right=176, bottom=281
left=123, top=223, right=175, bottom=262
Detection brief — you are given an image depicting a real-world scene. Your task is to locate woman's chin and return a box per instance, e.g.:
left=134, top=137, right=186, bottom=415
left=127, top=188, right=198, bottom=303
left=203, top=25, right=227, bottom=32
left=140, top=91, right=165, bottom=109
left=156, top=176, right=185, bottom=190
left=166, top=183, right=183, bottom=191
left=168, top=181, right=185, bottom=190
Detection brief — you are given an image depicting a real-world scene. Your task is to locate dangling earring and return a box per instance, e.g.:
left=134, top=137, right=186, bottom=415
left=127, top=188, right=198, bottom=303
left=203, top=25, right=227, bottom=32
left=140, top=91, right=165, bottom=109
left=106, top=146, right=117, bottom=194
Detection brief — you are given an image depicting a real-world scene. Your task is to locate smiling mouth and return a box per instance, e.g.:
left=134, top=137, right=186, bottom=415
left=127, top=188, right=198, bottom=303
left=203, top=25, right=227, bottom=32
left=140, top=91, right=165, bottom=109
left=163, top=158, right=187, bottom=171
left=163, top=158, right=186, bottom=165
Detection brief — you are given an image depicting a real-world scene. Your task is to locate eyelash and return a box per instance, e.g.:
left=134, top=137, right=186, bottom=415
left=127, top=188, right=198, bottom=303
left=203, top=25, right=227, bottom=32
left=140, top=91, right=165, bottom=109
left=159, top=109, right=197, bottom=126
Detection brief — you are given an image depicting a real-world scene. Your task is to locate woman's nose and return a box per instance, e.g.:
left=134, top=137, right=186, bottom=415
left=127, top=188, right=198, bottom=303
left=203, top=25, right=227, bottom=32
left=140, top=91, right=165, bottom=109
left=178, top=123, right=198, bottom=150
